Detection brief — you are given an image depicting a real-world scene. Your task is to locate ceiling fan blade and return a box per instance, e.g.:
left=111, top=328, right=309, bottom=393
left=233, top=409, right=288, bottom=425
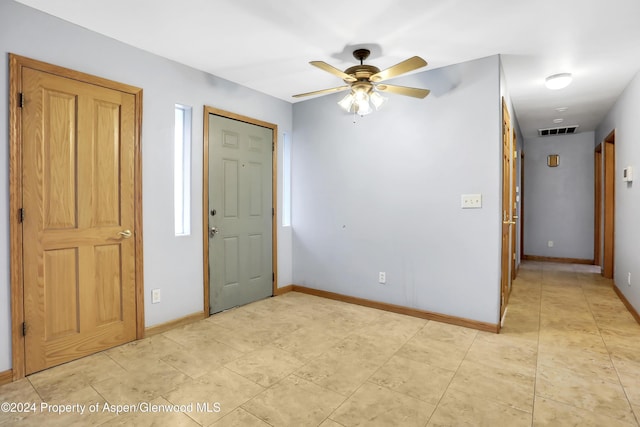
left=370, top=56, right=428, bottom=82
left=292, top=85, right=350, bottom=98
left=377, top=84, right=430, bottom=98
left=310, top=61, right=357, bottom=82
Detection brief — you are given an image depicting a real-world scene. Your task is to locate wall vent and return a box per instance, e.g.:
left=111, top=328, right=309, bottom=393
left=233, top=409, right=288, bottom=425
left=538, top=125, right=579, bottom=137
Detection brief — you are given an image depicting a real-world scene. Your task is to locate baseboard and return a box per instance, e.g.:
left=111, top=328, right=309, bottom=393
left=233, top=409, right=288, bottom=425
left=290, top=285, right=499, bottom=333
left=273, top=285, right=293, bottom=296
left=0, top=369, right=12, bottom=385
left=613, top=284, right=640, bottom=325
left=522, top=254, right=594, bottom=265
left=145, top=311, right=206, bottom=337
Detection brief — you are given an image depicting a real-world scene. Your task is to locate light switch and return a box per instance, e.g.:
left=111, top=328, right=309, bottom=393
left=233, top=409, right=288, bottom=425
left=461, top=194, right=482, bottom=209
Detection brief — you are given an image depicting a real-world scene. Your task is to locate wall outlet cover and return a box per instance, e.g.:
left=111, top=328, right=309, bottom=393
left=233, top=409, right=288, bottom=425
left=152, top=289, right=161, bottom=304
left=461, top=194, right=482, bottom=209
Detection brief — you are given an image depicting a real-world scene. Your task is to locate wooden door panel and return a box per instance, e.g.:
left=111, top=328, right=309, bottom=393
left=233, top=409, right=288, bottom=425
left=92, top=99, right=122, bottom=227
left=43, top=89, right=78, bottom=230
left=22, top=66, right=137, bottom=374
left=44, top=248, right=80, bottom=339
left=94, top=244, right=124, bottom=325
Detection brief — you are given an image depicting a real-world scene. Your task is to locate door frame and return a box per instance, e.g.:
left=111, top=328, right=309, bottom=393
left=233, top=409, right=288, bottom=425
left=511, top=129, right=517, bottom=280
left=499, top=97, right=513, bottom=324
left=520, top=151, right=525, bottom=261
left=594, top=143, right=602, bottom=266
left=9, top=54, right=145, bottom=380
left=202, top=106, right=278, bottom=316
left=603, top=130, right=615, bottom=279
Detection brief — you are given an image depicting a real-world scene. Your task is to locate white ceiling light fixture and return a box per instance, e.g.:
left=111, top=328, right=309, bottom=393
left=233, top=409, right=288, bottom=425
left=337, top=84, right=387, bottom=116
left=545, top=73, right=573, bottom=90
left=553, top=118, right=564, bottom=124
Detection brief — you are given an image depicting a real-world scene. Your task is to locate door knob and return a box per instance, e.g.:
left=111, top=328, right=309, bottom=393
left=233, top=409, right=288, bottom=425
left=209, top=227, right=220, bottom=238
left=503, top=221, right=516, bottom=225
left=118, top=229, right=132, bottom=238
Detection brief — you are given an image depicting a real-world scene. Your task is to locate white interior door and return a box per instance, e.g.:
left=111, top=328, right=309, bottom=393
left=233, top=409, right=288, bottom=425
left=208, top=114, right=273, bottom=313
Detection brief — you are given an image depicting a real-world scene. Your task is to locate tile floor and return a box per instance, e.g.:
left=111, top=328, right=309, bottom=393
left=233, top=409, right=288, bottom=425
left=1, top=261, right=640, bottom=426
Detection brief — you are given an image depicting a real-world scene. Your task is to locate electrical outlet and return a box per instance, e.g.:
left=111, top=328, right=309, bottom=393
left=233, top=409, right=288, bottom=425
left=152, top=289, right=161, bottom=304
left=628, top=272, right=632, bottom=287
left=548, top=240, right=554, bottom=248
left=461, top=194, right=482, bottom=209
left=378, top=272, right=386, bottom=284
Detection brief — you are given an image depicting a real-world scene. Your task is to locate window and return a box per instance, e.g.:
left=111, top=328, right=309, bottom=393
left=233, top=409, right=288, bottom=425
left=282, top=132, right=291, bottom=226
left=174, top=104, right=192, bottom=235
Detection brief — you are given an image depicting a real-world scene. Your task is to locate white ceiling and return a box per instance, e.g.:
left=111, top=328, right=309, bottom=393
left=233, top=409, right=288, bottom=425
left=15, top=0, right=640, bottom=139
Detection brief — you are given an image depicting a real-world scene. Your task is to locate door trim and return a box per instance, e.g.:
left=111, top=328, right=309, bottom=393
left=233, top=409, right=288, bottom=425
left=202, top=106, right=278, bottom=316
left=603, top=130, right=615, bottom=279
left=520, top=151, right=525, bottom=261
left=9, top=54, right=144, bottom=380
left=594, top=143, right=602, bottom=266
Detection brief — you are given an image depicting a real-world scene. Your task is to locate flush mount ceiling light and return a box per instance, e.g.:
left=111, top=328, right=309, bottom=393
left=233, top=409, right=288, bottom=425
left=293, top=49, right=430, bottom=116
left=545, top=73, right=573, bottom=90
left=553, top=118, right=564, bottom=124
left=555, top=106, right=569, bottom=113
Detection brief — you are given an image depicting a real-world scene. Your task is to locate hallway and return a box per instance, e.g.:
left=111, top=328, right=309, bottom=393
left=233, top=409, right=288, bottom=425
left=0, top=261, right=639, bottom=425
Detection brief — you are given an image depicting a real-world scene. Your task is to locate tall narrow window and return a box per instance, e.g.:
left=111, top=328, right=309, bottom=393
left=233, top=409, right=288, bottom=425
left=174, top=104, right=192, bottom=235
left=282, top=132, right=292, bottom=226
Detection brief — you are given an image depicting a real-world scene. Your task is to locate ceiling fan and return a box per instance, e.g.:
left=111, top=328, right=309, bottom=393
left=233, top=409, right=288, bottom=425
left=293, top=48, right=430, bottom=115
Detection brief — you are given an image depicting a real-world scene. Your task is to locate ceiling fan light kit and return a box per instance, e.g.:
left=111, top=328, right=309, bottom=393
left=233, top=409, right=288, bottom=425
left=293, top=48, right=430, bottom=116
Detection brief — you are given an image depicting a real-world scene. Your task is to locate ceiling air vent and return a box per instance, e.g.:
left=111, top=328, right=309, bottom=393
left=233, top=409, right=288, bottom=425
left=538, top=125, right=579, bottom=137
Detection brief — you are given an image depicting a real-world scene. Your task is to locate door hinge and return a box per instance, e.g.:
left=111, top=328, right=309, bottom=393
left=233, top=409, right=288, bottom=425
left=272, top=207, right=274, bottom=217
left=18, top=92, right=24, bottom=108
left=272, top=142, right=275, bottom=152
left=272, top=272, right=275, bottom=282
left=513, top=150, right=517, bottom=159
left=18, top=208, right=24, bottom=223
left=22, top=322, right=26, bottom=336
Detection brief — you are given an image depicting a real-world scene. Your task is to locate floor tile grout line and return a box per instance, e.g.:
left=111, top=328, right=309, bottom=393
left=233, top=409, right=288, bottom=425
left=584, top=281, right=640, bottom=426
left=421, top=323, right=481, bottom=426
left=530, top=265, right=543, bottom=427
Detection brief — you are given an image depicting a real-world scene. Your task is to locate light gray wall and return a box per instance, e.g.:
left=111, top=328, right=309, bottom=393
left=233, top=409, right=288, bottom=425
left=523, top=132, right=595, bottom=259
left=292, top=55, right=502, bottom=325
left=596, top=70, right=640, bottom=313
left=0, top=0, right=293, bottom=372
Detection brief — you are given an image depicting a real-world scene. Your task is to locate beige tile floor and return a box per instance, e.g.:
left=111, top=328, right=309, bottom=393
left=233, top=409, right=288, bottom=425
left=1, top=261, right=640, bottom=426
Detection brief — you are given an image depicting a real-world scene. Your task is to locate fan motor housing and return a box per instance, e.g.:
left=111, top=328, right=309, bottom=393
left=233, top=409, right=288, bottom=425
left=344, top=65, right=380, bottom=83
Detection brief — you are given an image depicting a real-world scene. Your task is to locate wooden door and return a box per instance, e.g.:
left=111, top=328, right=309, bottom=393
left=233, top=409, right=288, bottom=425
left=511, top=130, right=518, bottom=280
left=206, top=112, right=275, bottom=314
left=500, top=99, right=513, bottom=321
left=603, top=132, right=615, bottom=278
left=594, top=144, right=602, bottom=266
left=520, top=152, right=525, bottom=260
left=18, top=61, right=140, bottom=374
